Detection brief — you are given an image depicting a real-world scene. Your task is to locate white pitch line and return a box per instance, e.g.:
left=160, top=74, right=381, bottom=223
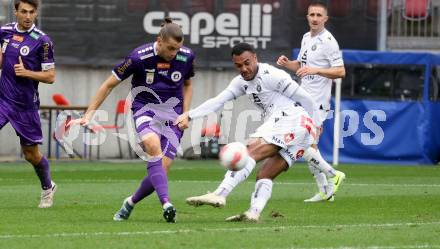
left=289, top=245, right=440, bottom=249
left=0, top=221, right=439, bottom=240
left=0, top=178, right=439, bottom=188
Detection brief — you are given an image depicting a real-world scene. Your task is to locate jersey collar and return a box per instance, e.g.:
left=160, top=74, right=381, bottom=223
left=14, top=23, right=35, bottom=33
left=153, top=42, right=158, bottom=56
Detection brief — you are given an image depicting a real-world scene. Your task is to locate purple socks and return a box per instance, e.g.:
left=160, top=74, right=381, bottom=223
left=131, top=157, right=169, bottom=205
left=32, top=156, right=52, bottom=190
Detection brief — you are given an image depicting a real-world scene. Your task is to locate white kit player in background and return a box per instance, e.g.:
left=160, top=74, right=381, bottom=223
left=277, top=2, right=346, bottom=202
left=175, top=42, right=321, bottom=221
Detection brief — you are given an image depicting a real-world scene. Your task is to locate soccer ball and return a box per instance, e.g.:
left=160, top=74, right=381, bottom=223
left=219, top=142, right=249, bottom=171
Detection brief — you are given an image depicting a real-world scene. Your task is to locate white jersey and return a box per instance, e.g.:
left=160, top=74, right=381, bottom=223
left=297, top=29, right=344, bottom=110
left=189, top=63, right=321, bottom=127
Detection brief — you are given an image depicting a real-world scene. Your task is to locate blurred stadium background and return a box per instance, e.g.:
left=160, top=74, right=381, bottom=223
left=0, top=0, right=439, bottom=164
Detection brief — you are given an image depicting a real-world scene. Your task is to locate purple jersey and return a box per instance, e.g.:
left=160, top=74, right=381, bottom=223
left=112, top=42, right=195, bottom=115
left=0, top=23, right=55, bottom=111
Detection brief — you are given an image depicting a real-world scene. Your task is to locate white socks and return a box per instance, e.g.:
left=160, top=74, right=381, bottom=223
left=249, top=179, right=273, bottom=216
left=304, top=147, right=336, bottom=178
left=214, top=157, right=256, bottom=198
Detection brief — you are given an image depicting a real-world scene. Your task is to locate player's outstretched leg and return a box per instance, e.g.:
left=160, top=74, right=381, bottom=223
left=186, top=157, right=256, bottom=208
left=114, top=197, right=134, bottom=221
left=225, top=178, right=273, bottom=222
left=303, top=147, right=345, bottom=201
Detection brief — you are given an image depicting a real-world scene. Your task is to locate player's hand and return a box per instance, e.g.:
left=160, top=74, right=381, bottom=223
left=66, top=118, right=89, bottom=129
left=296, top=67, right=319, bottom=78
left=276, top=55, right=289, bottom=67
left=174, top=112, right=190, bottom=130
left=14, top=56, right=28, bottom=77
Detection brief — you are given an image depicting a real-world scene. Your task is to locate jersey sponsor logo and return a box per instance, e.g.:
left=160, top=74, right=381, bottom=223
left=43, top=42, right=51, bottom=61
left=117, top=59, right=132, bottom=75
left=1, top=39, right=9, bottom=53
left=143, top=3, right=276, bottom=49
left=19, top=45, right=30, bottom=56
left=296, top=149, right=305, bottom=159
left=12, top=35, right=24, bottom=42
left=271, top=136, right=285, bottom=146
left=171, top=71, right=182, bottom=82
left=29, top=32, right=40, bottom=40
left=157, top=63, right=170, bottom=69
left=284, top=133, right=295, bottom=144
left=176, top=54, right=187, bottom=62
left=158, top=70, right=168, bottom=76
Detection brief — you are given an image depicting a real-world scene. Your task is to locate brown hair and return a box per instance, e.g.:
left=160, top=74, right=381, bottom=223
left=14, top=0, right=39, bottom=10
left=158, top=17, right=184, bottom=43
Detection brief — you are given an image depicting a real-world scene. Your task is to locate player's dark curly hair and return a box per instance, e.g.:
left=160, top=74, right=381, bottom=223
left=14, top=0, right=39, bottom=10
left=231, top=43, right=256, bottom=56
left=159, top=17, right=184, bottom=43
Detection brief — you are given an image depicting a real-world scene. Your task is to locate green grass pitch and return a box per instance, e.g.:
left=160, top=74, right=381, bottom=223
left=0, top=160, right=439, bottom=249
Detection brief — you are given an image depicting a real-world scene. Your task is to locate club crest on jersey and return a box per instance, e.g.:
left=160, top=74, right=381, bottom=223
left=145, top=69, right=155, bottom=84
left=257, top=85, right=262, bottom=92
left=19, top=46, right=30, bottom=56
left=171, top=71, right=182, bottom=82
left=311, top=44, right=317, bottom=51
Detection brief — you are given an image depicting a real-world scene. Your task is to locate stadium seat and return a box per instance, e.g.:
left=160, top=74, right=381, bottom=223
left=52, top=93, right=70, bottom=106
left=89, top=99, right=133, bottom=160
left=51, top=94, right=83, bottom=159
left=403, top=0, right=430, bottom=20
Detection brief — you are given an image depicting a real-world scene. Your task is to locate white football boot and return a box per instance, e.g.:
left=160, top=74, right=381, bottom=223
left=186, top=192, right=226, bottom=208
left=38, top=181, right=57, bottom=208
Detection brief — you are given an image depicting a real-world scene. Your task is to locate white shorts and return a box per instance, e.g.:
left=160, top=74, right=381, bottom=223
left=318, top=108, right=330, bottom=124
left=250, top=111, right=315, bottom=167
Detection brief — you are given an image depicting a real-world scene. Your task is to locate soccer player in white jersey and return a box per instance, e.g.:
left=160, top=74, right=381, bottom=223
left=277, top=2, right=346, bottom=202
left=175, top=42, right=321, bottom=221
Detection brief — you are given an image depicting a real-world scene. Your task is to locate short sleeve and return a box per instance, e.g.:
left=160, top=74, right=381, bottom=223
left=39, top=36, right=55, bottom=71
left=112, top=54, right=139, bottom=81
left=325, top=40, right=344, bottom=67
left=184, top=55, right=195, bottom=80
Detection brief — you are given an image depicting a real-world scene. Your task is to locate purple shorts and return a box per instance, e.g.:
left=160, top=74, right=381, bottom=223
left=134, top=114, right=183, bottom=160
left=0, top=104, right=43, bottom=146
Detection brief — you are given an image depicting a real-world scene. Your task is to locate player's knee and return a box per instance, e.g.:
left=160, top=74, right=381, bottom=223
left=248, top=144, right=278, bottom=162
left=141, top=134, right=162, bottom=156
left=22, top=149, right=41, bottom=164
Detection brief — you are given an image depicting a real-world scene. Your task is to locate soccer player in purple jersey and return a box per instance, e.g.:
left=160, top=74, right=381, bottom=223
left=0, top=0, right=56, bottom=208
left=75, top=18, right=194, bottom=223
